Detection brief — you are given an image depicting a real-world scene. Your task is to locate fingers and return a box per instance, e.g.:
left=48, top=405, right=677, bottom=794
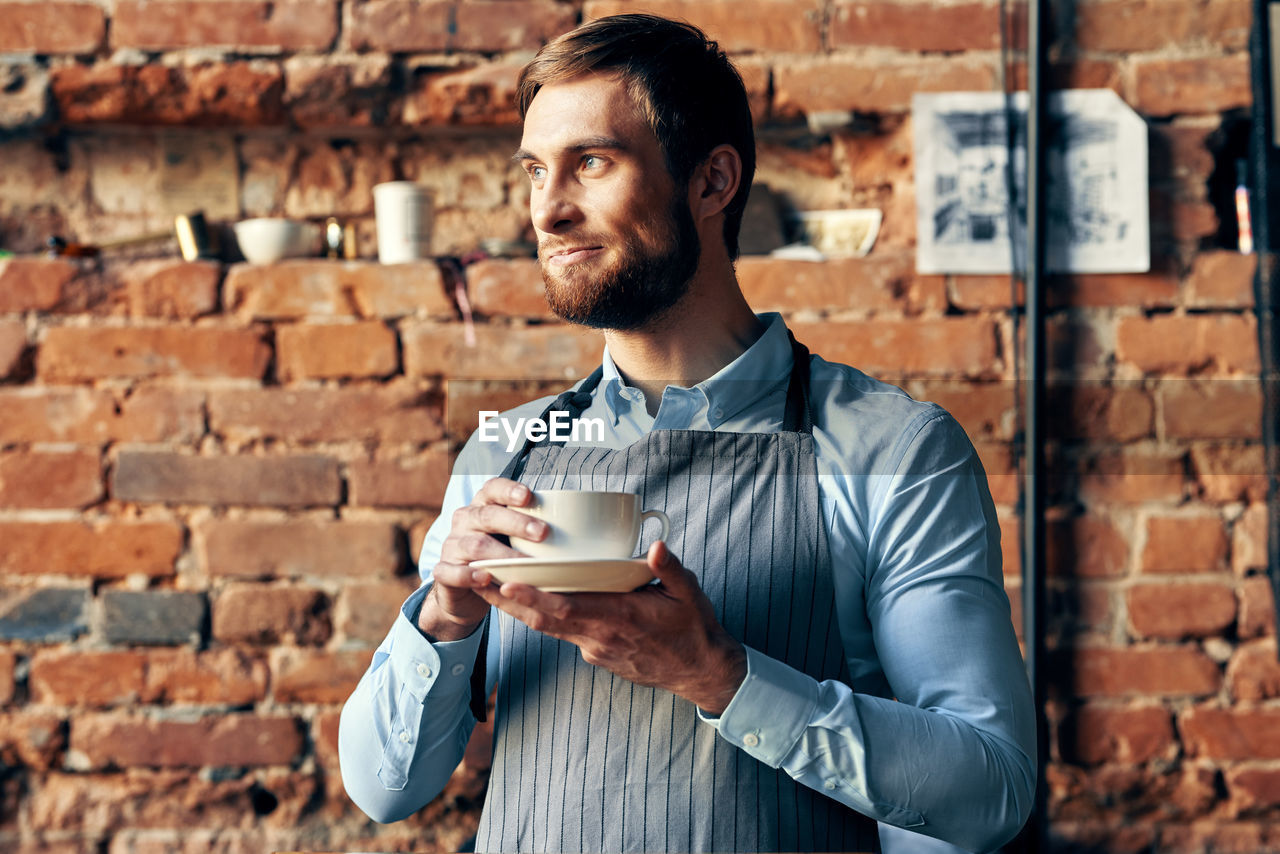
left=646, top=541, right=697, bottom=598
left=440, top=478, right=548, bottom=565
left=474, top=478, right=533, bottom=507
left=477, top=583, right=574, bottom=635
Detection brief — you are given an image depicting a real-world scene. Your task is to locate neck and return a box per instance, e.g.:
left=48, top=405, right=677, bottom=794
left=603, top=257, right=763, bottom=415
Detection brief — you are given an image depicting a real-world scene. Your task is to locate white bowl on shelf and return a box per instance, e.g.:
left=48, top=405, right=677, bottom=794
left=232, top=218, right=315, bottom=264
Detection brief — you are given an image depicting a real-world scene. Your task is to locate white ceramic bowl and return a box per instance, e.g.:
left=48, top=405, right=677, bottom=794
left=233, top=218, right=313, bottom=264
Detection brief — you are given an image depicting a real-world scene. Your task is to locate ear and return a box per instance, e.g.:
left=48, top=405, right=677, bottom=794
left=688, top=144, right=742, bottom=222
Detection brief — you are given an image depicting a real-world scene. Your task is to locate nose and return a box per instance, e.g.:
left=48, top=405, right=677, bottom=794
left=530, top=174, right=582, bottom=235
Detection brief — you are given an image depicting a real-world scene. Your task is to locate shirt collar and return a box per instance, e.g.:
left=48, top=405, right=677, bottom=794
left=599, top=312, right=793, bottom=426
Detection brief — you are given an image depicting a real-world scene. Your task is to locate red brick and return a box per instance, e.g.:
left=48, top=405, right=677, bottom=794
left=1159, top=822, right=1280, bottom=852
left=0, top=520, right=181, bottom=578
left=284, top=55, right=393, bottom=129
left=208, top=384, right=444, bottom=444
left=29, top=651, right=147, bottom=708
left=1180, top=706, right=1280, bottom=759
left=1048, top=385, right=1153, bottom=442
left=0, top=257, right=77, bottom=312
left=404, top=321, right=603, bottom=381
left=113, top=0, right=337, bottom=50
left=336, top=579, right=419, bottom=645
left=1126, top=583, right=1236, bottom=639
left=1048, top=270, right=1180, bottom=309
left=1239, top=576, right=1275, bottom=639
left=1132, top=54, right=1251, bottom=117
left=455, top=1, right=579, bottom=52
left=270, top=648, right=369, bottom=704
left=1191, top=444, right=1266, bottom=504
left=0, top=449, right=101, bottom=509
left=210, top=584, right=332, bottom=645
left=198, top=518, right=400, bottom=578
left=112, top=451, right=341, bottom=507
left=1077, top=449, right=1188, bottom=505
left=1165, top=196, right=1221, bottom=243
left=28, top=770, right=265, bottom=833
left=0, top=650, right=12, bottom=706
left=1059, top=704, right=1175, bottom=765
left=1047, top=515, right=1130, bottom=579
left=1051, top=584, right=1116, bottom=639
left=791, top=317, right=1001, bottom=378
left=830, top=0, right=1000, bottom=51
left=467, top=258, right=551, bottom=318
left=1072, top=0, right=1249, bottom=52
left=225, top=260, right=451, bottom=318
left=277, top=321, right=398, bottom=380
left=1225, top=766, right=1280, bottom=814
left=0, top=319, right=26, bottom=378
left=70, top=713, right=302, bottom=768
left=0, top=711, right=65, bottom=771
left=39, top=325, right=271, bottom=382
left=907, top=381, right=1015, bottom=441
left=51, top=62, right=285, bottom=126
left=1150, top=118, right=1218, bottom=185
left=1070, top=646, right=1220, bottom=697
left=774, top=57, right=997, bottom=117
left=0, top=3, right=104, bottom=53
left=142, top=648, right=268, bottom=706
left=1185, top=251, right=1256, bottom=309
left=1227, top=640, right=1280, bottom=701
left=1141, top=514, right=1229, bottom=574
left=738, top=254, right=947, bottom=316
left=585, top=0, right=823, bottom=52
left=345, top=0, right=452, bottom=51
left=0, top=388, right=204, bottom=444
left=348, top=448, right=450, bottom=508
left=946, top=276, right=1021, bottom=311
left=403, top=63, right=523, bottom=126
left=122, top=260, right=220, bottom=319
left=1161, top=380, right=1262, bottom=441
left=1233, top=502, right=1266, bottom=577
left=1115, top=314, right=1257, bottom=375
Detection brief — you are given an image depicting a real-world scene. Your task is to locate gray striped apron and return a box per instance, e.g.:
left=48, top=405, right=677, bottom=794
left=474, top=337, right=879, bottom=853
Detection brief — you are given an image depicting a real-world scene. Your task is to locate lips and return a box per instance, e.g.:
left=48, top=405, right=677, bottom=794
left=543, top=245, right=604, bottom=266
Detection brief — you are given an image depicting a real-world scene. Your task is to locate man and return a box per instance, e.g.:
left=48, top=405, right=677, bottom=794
left=339, top=14, right=1036, bottom=853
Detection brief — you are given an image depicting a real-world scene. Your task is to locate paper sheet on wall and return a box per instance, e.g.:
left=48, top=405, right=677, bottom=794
left=913, top=89, right=1149, bottom=274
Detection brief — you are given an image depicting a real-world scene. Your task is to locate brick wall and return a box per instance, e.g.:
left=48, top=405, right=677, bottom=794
left=0, top=0, right=1268, bottom=851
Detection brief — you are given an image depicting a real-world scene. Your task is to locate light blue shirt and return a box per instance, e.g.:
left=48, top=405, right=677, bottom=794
left=339, top=313, right=1036, bottom=852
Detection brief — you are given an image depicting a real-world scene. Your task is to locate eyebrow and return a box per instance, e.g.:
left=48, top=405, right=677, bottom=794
left=511, top=136, right=630, bottom=164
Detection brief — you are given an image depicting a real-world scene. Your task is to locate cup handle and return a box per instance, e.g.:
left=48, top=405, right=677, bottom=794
left=640, top=509, right=670, bottom=544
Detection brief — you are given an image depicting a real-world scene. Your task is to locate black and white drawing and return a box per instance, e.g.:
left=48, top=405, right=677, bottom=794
left=913, top=89, right=1149, bottom=274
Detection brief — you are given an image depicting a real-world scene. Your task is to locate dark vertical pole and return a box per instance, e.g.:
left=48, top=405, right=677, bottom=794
left=1023, top=0, right=1050, bottom=847
left=1250, top=0, right=1280, bottom=661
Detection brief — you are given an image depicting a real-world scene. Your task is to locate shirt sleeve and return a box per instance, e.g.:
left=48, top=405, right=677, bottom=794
left=702, top=411, right=1037, bottom=853
left=338, top=440, right=497, bottom=824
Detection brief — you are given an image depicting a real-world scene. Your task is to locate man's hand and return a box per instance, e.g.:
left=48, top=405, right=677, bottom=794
left=420, top=477, right=548, bottom=641
left=475, top=540, right=748, bottom=715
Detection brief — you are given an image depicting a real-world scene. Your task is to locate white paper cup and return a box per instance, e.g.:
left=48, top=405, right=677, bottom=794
left=373, top=181, right=433, bottom=263
left=510, top=490, right=670, bottom=560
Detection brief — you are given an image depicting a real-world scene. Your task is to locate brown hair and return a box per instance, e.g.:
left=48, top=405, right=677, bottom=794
left=516, top=14, right=756, bottom=260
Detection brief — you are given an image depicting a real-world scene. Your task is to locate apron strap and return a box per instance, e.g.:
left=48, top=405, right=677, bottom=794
left=498, top=366, right=605, bottom=483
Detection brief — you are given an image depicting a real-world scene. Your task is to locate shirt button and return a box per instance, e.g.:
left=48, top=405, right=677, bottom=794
left=399, top=731, right=411, bottom=744
left=742, top=733, right=760, bottom=748
left=450, top=663, right=467, bottom=676
left=712, top=407, right=724, bottom=420
left=416, top=663, right=432, bottom=679
left=823, top=779, right=837, bottom=790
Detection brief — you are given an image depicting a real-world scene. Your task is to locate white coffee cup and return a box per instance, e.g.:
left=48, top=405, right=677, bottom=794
left=373, top=181, right=433, bottom=263
left=510, top=490, right=670, bottom=560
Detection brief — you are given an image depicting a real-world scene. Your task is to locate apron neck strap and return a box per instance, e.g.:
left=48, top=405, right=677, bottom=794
left=498, top=333, right=816, bottom=481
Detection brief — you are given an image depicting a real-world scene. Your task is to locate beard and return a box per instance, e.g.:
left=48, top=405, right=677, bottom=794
left=539, top=195, right=701, bottom=331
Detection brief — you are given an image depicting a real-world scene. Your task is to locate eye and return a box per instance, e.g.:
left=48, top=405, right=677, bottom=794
left=582, top=154, right=605, bottom=171
left=528, top=164, right=547, bottom=182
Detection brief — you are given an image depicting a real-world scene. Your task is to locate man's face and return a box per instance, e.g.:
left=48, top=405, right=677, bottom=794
left=516, top=74, right=700, bottom=331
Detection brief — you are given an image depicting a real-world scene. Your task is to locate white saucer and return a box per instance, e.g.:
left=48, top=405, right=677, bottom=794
left=470, top=556, right=654, bottom=593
